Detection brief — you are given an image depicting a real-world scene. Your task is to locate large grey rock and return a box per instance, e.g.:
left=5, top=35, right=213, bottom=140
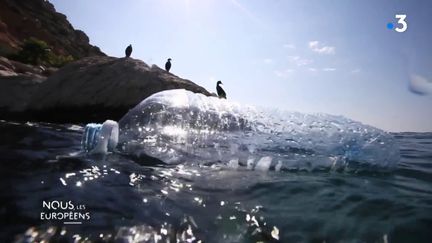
left=29, top=56, right=211, bottom=109
left=0, top=56, right=212, bottom=122
left=0, top=76, right=44, bottom=112
left=0, top=57, right=46, bottom=111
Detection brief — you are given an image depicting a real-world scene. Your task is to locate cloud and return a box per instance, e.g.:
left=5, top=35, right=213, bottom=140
left=283, top=43, right=296, bottom=49
left=322, top=68, right=336, bottom=72
left=351, top=68, right=361, bottom=73
left=409, top=74, right=432, bottom=95
left=274, top=69, right=294, bottom=79
left=288, top=56, right=313, bottom=66
left=306, top=67, right=336, bottom=72
left=263, top=58, right=273, bottom=64
left=308, top=41, right=335, bottom=55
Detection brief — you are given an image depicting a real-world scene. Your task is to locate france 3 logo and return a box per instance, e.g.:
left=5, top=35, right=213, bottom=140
left=387, top=14, right=407, bottom=32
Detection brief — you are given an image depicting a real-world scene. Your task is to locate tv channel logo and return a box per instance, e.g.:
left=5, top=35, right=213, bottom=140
left=387, top=14, right=407, bottom=32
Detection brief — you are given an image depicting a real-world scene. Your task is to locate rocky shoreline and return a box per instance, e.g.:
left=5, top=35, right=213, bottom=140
left=0, top=56, right=212, bottom=123
left=0, top=0, right=212, bottom=123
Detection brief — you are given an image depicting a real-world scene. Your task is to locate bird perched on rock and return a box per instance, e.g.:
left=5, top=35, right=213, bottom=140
left=125, top=44, right=132, bottom=57
left=165, top=58, right=172, bottom=72
left=216, top=81, right=226, bottom=99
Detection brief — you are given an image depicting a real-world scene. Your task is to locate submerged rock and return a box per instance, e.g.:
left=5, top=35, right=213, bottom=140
left=0, top=56, right=211, bottom=122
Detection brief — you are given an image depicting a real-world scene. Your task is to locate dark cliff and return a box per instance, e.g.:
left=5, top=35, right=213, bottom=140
left=0, top=0, right=105, bottom=58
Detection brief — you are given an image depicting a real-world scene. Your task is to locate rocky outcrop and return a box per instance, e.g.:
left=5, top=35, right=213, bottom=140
left=0, top=57, right=49, bottom=111
left=0, top=0, right=211, bottom=122
left=0, top=0, right=104, bottom=58
left=0, top=56, right=56, bottom=77
left=0, top=56, right=212, bottom=122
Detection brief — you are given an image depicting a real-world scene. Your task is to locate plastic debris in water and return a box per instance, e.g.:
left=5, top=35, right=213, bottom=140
left=409, top=74, right=432, bottom=95
left=271, top=226, right=280, bottom=240
left=80, top=89, right=400, bottom=170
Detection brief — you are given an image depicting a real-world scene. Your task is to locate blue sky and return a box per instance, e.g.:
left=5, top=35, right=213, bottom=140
left=50, top=0, right=432, bottom=132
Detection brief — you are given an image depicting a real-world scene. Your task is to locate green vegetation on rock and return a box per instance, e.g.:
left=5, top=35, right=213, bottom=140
left=8, top=38, right=74, bottom=67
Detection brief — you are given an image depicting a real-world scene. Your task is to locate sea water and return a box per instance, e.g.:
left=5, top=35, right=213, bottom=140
left=0, top=90, right=430, bottom=242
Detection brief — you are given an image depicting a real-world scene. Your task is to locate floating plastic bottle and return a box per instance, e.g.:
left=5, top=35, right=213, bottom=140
left=81, top=120, right=119, bottom=154
left=81, top=89, right=400, bottom=170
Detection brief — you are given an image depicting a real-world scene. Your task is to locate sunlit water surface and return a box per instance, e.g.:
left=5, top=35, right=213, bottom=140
left=0, top=90, right=431, bottom=242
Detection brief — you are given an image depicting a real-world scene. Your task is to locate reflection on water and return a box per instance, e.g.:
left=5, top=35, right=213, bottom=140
left=15, top=163, right=283, bottom=243
left=1, top=121, right=431, bottom=242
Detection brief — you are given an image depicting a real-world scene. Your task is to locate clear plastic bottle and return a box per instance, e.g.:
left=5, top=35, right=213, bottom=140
left=81, top=89, right=399, bottom=170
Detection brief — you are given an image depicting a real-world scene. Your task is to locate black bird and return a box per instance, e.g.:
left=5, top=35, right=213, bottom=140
left=125, top=44, right=132, bottom=57
left=216, top=81, right=226, bottom=99
left=165, top=58, right=172, bottom=72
